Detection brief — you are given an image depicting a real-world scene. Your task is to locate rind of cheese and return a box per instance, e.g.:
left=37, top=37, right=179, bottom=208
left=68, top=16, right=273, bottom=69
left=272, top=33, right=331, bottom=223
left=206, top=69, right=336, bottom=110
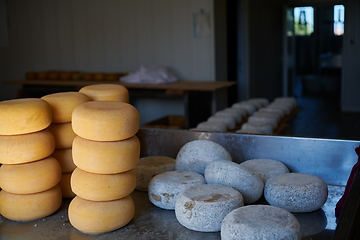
left=41, top=92, right=91, bottom=123
left=0, top=129, right=55, bottom=164
left=133, top=156, right=176, bottom=191
left=175, top=140, right=232, bottom=175
left=175, top=184, right=244, bottom=232
left=47, top=122, right=77, bottom=149
left=58, top=172, right=76, bottom=198
left=239, top=158, right=290, bottom=183
left=72, top=135, right=140, bottom=174
left=68, top=195, right=135, bottom=234
left=0, top=156, right=62, bottom=194
left=51, top=148, right=76, bottom=173
left=221, top=205, right=301, bottom=240
left=0, top=185, right=62, bottom=221
left=204, top=160, right=264, bottom=204
left=72, top=101, right=140, bottom=141
left=148, top=171, right=205, bottom=210
left=0, top=98, right=52, bottom=135
left=264, top=173, right=328, bottom=213
left=71, top=168, right=136, bottom=201
left=79, top=84, right=129, bottom=102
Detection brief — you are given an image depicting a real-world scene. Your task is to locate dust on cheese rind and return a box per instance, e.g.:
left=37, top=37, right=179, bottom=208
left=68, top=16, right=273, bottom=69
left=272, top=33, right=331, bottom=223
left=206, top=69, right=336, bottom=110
left=71, top=167, right=136, bottom=201
left=72, top=135, right=140, bottom=174
left=175, top=184, right=244, bottom=232
left=0, top=129, right=55, bottom=164
left=0, top=98, right=52, bottom=135
left=264, top=172, right=328, bottom=212
left=175, top=140, right=232, bottom=175
left=239, top=158, right=290, bottom=183
left=0, top=156, right=62, bottom=194
left=41, top=92, right=91, bottom=123
left=71, top=101, right=140, bottom=141
left=221, top=205, right=301, bottom=240
left=133, top=156, right=176, bottom=191
left=148, top=171, right=205, bottom=210
left=0, top=185, right=62, bottom=221
left=79, top=84, right=129, bottom=102
left=204, top=160, right=264, bottom=204
left=68, top=195, right=135, bottom=234
left=51, top=148, right=76, bottom=173
left=47, top=122, right=77, bottom=149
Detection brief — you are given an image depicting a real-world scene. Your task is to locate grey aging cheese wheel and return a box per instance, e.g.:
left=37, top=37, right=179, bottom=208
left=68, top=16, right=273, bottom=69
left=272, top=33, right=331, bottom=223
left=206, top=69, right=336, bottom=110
left=204, top=160, right=264, bottom=204
left=264, top=173, right=328, bottom=212
left=175, top=184, right=244, bottom=232
left=239, top=158, right=290, bottom=183
left=148, top=171, right=205, bottom=210
left=133, top=156, right=176, bottom=192
left=221, top=205, right=301, bottom=240
left=176, top=140, right=232, bottom=175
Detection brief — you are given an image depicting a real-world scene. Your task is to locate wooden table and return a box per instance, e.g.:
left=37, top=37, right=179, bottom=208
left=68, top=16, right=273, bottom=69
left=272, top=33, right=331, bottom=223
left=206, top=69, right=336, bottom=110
left=4, top=80, right=236, bottom=128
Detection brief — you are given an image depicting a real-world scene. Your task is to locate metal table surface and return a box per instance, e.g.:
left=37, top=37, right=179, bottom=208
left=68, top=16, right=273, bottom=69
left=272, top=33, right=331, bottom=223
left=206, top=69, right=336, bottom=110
left=1, top=128, right=359, bottom=239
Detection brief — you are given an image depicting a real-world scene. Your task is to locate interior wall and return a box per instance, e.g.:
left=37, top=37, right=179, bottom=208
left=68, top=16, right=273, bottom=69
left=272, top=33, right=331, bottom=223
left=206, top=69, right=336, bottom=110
left=0, top=0, right=216, bottom=124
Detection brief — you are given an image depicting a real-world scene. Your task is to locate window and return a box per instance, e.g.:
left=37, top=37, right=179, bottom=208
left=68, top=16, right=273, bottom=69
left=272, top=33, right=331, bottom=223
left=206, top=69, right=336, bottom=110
left=294, top=7, right=314, bottom=36
left=334, top=5, right=344, bottom=36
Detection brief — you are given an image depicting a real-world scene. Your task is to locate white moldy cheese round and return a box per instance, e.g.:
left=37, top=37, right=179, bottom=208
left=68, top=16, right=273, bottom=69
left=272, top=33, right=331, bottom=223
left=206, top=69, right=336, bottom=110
left=175, top=140, right=232, bottom=175
left=72, top=135, right=140, bottom=174
left=221, top=205, right=301, bottom=240
left=72, top=101, right=140, bottom=141
left=133, top=156, right=176, bottom=192
left=264, top=172, right=328, bottom=212
left=41, top=91, right=91, bottom=123
left=0, top=129, right=55, bottom=164
left=204, top=160, right=264, bottom=204
left=79, top=84, right=129, bottom=102
left=0, top=98, right=52, bottom=135
left=175, top=184, right=244, bottom=232
left=148, top=171, right=205, bottom=210
left=239, top=158, right=290, bottom=183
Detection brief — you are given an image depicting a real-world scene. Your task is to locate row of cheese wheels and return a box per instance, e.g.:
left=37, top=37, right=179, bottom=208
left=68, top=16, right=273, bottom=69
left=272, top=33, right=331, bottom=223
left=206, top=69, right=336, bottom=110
left=0, top=84, right=140, bottom=234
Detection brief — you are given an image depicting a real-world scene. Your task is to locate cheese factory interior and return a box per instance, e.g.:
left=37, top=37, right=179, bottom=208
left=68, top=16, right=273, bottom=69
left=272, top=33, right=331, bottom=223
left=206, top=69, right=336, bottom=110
left=1, top=0, right=360, bottom=239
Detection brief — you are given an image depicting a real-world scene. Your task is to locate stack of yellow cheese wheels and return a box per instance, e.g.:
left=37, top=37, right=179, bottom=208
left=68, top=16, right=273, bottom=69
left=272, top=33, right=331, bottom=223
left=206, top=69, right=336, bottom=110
left=41, top=92, right=91, bottom=198
left=79, top=84, right=129, bottom=102
left=0, top=98, right=63, bottom=221
left=69, top=100, right=140, bottom=234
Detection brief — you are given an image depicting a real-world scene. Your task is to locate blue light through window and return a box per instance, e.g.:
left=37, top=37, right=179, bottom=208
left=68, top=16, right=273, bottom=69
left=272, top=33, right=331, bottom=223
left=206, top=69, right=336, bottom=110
left=334, top=5, right=344, bottom=36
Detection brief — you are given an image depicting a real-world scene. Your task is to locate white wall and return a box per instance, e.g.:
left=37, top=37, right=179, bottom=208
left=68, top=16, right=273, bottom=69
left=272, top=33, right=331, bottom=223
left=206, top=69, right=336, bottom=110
left=0, top=0, right=215, bottom=124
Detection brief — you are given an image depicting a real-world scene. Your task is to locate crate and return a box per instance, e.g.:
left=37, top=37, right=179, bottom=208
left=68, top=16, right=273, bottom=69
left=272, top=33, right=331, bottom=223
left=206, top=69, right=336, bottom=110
left=142, top=115, right=186, bottom=129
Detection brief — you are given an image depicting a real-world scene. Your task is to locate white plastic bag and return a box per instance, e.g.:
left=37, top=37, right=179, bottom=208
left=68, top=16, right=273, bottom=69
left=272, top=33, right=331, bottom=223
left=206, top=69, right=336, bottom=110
left=120, top=65, right=178, bottom=84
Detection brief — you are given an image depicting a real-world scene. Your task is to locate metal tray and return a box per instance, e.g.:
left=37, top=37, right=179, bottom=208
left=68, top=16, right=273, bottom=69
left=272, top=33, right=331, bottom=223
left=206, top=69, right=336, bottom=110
left=1, top=128, right=359, bottom=239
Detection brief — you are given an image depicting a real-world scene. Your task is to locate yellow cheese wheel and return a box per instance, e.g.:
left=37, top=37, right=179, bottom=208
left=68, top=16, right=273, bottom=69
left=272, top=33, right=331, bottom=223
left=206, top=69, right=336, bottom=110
left=0, top=156, right=62, bottom=194
left=0, top=185, right=62, bottom=221
left=79, top=84, right=129, bottom=102
left=72, top=135, right=140, bottom=174
left=68, top=195, right=135, bottom=234
left=72, top=101, right=140, bottom=141
left=59, top=172, right=76, bottom=198
left=47, top=122, right=77, bottom=149
left=71, top=168, right=136, bottom=201
left=0, top=98, right=52, bottom=135
left=0, top=129, right=55, bottom=164
left=51, top=148, right=76, bottom=173
left=41, top=92, right=91, bottom=123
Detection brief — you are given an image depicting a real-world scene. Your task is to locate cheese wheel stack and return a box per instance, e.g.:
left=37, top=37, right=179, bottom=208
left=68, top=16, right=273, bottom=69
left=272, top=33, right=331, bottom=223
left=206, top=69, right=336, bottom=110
left=42, top=92, right=91, bottom=198
left=0, top=98, right=63, bottom=221
left=69, top=100, right=140, bottom=234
